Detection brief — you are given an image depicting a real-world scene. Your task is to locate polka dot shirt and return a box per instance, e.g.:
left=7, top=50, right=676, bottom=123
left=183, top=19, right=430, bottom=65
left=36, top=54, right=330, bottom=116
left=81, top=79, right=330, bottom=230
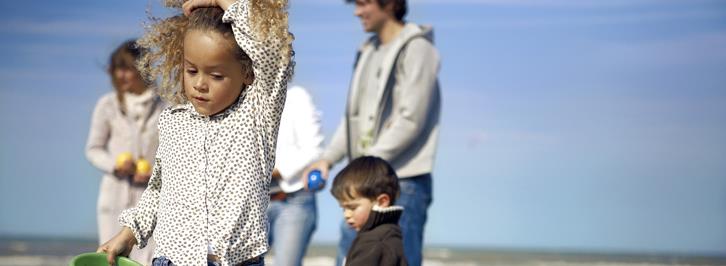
left=118, top=1, right=294, bottom=265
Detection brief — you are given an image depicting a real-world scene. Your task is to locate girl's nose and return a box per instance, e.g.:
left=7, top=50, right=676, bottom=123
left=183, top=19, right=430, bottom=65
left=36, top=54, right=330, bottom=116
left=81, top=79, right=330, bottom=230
left=193, top=77, right=208, bottom=92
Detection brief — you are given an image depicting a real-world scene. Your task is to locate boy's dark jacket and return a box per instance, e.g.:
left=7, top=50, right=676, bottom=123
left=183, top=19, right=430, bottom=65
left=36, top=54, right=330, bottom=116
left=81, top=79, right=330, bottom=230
left=345, top=206, right=408, bottom=266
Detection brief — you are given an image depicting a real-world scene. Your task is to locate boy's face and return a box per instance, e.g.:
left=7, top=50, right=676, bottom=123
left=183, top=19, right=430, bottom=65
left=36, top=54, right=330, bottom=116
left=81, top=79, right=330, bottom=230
left=339, top=194, right=375, bottom=231
left=354, top=0, right=394, bottom=33
left=183, top=30, right=250, bottom=116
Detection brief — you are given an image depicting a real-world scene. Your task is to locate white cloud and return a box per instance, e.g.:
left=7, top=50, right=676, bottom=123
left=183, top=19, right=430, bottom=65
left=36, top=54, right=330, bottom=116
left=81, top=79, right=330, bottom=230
left=467, top=129, right=490, bottom=147
left=291, top=21, right=358, bottom=33
left=433, top=9, right=725, bottom=30
left=300, top=0, right=720, bottom=8
left=410, top=0, right=719, bottom=8
left=0, top=19, right=141, bottom=37
left=595, top=31, right=726, bottom=68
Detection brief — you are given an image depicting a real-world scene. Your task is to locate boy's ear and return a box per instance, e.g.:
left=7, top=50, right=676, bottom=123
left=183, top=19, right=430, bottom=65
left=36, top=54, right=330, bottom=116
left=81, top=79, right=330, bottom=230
left=375, top=193, right=391, bottom=207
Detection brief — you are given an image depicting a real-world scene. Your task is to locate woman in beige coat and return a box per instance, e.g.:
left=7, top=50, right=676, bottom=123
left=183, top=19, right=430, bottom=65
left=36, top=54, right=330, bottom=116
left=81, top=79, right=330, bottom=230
left=85, top=40, right=164, bottom=266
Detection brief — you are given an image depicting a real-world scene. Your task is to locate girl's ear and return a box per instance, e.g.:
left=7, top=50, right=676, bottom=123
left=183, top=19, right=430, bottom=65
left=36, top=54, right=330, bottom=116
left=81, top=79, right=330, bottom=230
left=375, top=193, right=391, bottom=208
left=244, top=70, right=255, bottom=86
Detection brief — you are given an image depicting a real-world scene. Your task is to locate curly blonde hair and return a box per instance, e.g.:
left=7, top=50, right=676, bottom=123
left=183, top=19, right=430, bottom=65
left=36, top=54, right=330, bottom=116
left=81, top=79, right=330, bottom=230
left=137, top=0, right=294, bottom=104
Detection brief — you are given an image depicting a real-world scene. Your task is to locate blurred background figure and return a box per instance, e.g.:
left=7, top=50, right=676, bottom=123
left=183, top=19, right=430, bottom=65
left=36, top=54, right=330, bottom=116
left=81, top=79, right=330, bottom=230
left=303, top=0, right=442, bottom=265
left=84, top=40, right=163, bottom=266
left=268, top=85, right=325, bottom=266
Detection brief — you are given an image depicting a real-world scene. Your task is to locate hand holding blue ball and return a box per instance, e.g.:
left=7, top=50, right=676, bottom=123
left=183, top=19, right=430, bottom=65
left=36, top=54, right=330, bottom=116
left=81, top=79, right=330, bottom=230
left=307, top=169, right=325, bottom=192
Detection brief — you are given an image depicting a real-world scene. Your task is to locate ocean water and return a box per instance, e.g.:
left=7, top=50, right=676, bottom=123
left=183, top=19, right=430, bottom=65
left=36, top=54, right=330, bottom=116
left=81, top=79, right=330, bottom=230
left=1, top=237, right=725, bottom=266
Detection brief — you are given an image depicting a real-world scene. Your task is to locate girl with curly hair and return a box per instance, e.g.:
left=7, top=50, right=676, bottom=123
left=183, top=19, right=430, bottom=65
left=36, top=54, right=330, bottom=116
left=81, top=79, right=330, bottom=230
left=97, top=0, right=294, bottom=265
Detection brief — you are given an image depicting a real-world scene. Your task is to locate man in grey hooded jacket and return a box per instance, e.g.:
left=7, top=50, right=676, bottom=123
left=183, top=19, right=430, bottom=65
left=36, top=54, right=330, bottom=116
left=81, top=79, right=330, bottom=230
left=303, top=0, right=441, bottom=265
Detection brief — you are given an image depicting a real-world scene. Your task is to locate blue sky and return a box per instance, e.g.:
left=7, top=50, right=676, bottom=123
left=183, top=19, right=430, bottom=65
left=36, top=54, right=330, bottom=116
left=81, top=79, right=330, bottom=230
left=1, top=0, right=726, bottom=256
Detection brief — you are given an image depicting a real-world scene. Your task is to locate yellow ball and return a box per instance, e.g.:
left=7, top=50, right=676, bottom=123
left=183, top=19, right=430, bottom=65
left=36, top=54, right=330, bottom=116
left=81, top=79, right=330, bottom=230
left=115, top=152, right=133, bottom=168
left=136, top=159, right=151, bottom=174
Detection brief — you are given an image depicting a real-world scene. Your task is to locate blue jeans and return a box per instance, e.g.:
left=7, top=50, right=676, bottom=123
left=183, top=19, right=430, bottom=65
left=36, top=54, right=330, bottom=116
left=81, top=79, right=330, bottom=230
left=152, top=256, right=264, bottom=266
left=267, top=189, right=317, bottom=266
left=336, top=174, right=433, bottom=266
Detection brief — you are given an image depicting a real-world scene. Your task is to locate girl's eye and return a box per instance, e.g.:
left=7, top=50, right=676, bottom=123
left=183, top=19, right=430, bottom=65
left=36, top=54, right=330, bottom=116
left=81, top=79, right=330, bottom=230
left=186, top=68, right=198, bottom=75
left=211, top=74, right=224, bottom=80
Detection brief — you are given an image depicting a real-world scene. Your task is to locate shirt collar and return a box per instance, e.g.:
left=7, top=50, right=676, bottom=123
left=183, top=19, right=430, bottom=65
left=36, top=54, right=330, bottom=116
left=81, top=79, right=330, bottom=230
left=359, top=205, right=404, bottom=232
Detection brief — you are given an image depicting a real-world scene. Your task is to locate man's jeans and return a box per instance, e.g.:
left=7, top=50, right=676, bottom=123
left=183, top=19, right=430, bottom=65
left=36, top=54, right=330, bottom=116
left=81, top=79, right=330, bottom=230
left=335, top=174, right=433, bottom=266
left=267, top=189, right=317, bottom=266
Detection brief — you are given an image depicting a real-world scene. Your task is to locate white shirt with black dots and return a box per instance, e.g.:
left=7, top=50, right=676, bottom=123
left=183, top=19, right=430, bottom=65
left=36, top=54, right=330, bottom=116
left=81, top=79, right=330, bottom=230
left=118, top=1, right=294, bottom=265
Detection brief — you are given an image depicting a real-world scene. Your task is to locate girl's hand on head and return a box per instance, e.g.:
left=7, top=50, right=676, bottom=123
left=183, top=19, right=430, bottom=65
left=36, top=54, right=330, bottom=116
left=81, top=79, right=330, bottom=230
left=182, top=0, right=235, bottom=16
left=183, top=0, right=217, bottom=16
left=96, top=227, right=136, bottom=266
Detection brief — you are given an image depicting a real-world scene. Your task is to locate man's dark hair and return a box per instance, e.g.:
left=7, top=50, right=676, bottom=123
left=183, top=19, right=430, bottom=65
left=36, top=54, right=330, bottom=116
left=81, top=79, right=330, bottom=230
left=331, top=156, right=400, bottom=204
left=346, top=0, right=407, bottom=21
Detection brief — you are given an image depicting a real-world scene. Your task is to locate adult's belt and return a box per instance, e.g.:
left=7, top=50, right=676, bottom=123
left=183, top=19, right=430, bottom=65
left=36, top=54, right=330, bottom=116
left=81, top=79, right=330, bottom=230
left=270, top=191, right=287, bottom=201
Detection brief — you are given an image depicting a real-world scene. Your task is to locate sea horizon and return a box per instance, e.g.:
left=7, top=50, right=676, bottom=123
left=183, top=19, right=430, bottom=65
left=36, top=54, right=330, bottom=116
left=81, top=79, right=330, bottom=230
left=2, top=235, right=725, bottom=266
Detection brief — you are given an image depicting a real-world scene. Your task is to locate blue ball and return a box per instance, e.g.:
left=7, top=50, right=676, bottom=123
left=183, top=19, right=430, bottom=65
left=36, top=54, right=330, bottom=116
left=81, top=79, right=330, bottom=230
left=308, top=169, right=325, bottom=191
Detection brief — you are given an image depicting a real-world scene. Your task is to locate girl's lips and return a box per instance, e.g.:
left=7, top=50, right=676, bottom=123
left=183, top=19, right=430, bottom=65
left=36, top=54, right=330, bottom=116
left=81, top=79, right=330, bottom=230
left=193, top=96, right=209, bottom=102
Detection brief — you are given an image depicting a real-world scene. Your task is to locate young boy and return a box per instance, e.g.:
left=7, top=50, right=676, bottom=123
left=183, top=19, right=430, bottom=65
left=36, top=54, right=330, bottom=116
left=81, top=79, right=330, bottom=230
left=303, top=0, right=440, bottom=265
left=330, top=156, right=408, bottom=266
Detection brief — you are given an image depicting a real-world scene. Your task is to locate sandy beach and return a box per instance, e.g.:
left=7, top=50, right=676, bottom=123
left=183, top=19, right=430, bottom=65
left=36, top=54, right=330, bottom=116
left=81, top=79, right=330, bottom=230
left=2, top=238, right=724, bottom=266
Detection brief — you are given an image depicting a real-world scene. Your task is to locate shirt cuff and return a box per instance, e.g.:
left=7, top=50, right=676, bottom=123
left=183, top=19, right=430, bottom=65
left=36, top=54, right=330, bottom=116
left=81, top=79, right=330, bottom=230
left=118, top=208, right=148, bottom=249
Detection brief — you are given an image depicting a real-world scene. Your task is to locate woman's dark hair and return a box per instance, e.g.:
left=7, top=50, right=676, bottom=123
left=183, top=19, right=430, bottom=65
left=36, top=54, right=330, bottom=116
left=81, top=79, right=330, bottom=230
left=108, top=39, right=146, bottom=114
left=331, top=156, right=400, bottom=203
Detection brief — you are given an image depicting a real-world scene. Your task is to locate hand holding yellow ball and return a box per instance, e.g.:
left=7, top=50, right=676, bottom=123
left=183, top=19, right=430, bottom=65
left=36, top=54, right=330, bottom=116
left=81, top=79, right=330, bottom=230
left=136, top=159, right=151, bottom=175
left=115, top=152, right=152, bottom=181
left=115, top=152, right=134, bottom=168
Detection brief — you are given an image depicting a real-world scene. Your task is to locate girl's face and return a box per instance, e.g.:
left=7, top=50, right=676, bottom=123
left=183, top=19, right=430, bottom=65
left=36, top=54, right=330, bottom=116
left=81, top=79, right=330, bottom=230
left=183, top=30, right=250, bottom=116
left=113, top=55, right=146, bottom=94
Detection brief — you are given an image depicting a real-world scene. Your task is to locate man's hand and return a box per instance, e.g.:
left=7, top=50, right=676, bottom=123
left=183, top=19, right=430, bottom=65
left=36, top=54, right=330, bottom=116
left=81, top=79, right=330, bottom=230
left=272, top=168, right=282, bottom=181
left=301, top=159, right=331, bottom=191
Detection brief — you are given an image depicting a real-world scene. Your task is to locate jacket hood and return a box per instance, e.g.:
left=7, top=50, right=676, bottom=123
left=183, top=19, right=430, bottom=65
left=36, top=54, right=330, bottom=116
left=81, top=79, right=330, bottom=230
left=361, top=23, right=435, bottom=49
left=399, top=23, right=434, bottom=44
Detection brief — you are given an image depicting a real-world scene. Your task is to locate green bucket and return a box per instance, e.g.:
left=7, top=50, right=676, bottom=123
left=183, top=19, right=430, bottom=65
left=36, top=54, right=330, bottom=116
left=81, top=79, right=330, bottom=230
left=69, top=252, right=144, bottom=266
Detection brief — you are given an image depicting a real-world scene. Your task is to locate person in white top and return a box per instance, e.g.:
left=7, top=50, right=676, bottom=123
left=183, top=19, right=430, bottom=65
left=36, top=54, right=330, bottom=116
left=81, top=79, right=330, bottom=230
left=267, top=85, right=325, bottom=266
left=85, top=39, right=164, bottom=266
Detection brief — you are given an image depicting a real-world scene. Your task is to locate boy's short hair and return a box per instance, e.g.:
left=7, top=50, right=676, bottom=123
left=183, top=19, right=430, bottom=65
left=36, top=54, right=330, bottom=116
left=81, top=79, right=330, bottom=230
left=331, top=156, right=400, bottom=204
left=345, top=0, right=407, bottom=21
